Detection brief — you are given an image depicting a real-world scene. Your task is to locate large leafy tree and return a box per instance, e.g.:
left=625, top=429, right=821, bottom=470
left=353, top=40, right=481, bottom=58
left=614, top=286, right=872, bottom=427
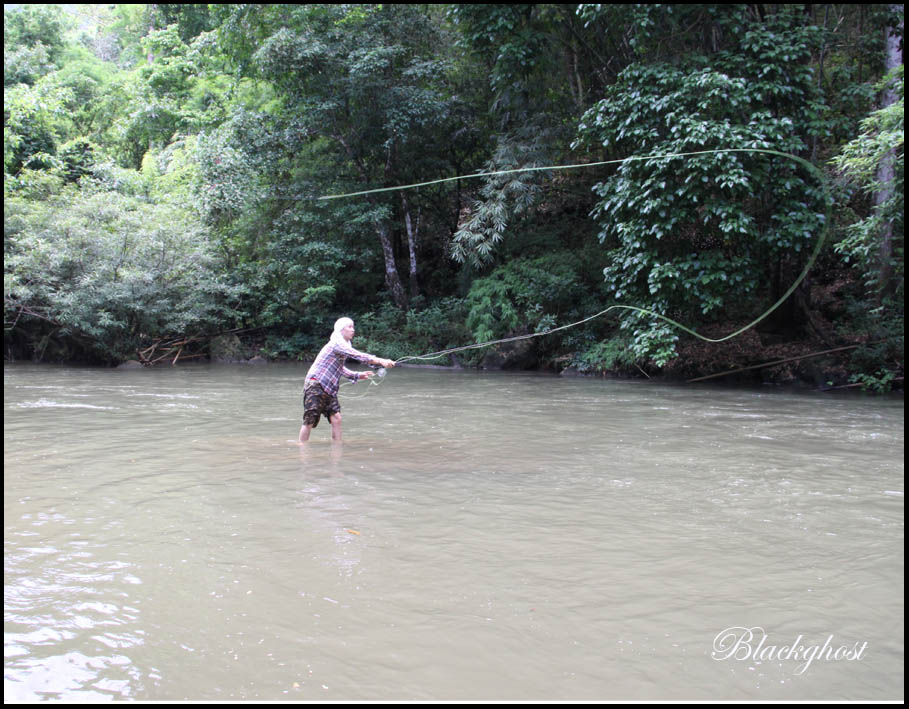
left=574, top=7, right=830, bottom=366
left=448, top=4, right=605, bottom=267
left=4, top=169, right=243, bottom=363
left=4, top=4, right=69, bottom=86
left=115, top=24, right=202, bottom=169
left=833, top=66, right=904, bottom=296
left=210, top=4, right=469, bottom=310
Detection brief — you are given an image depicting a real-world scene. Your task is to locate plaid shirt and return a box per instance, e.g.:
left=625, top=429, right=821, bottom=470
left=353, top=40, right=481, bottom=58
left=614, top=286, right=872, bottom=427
left=305, top=339, right=374, bottom=396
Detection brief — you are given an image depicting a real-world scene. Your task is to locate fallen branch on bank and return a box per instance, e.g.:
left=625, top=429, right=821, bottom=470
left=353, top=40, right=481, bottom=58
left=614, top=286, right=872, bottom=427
left=135, top=327, right=261, bottom=366
left=137, top=336, right=200, bottom=365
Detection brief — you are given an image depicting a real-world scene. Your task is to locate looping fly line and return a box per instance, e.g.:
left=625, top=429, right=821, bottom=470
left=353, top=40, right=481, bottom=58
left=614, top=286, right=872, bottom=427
left=317, top=148, right=815, bottom=201
left=327, top=147, right=830, bottom=370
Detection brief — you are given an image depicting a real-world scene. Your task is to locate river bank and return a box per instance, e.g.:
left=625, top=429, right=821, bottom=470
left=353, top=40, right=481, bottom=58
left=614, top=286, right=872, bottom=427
left=94, top=351, right=901, bottom=397
left=7, top=323, right=901, bottom=394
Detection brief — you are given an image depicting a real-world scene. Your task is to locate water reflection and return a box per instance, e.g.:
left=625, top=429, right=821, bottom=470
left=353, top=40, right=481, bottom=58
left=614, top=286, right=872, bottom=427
left=297, top=440, right=345, bottom=472
left=4, top=531, right=146, bottom=700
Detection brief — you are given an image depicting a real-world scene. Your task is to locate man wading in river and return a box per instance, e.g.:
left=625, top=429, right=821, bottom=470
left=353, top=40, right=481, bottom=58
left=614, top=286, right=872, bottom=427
left=299, top=317, right=395, bottom=443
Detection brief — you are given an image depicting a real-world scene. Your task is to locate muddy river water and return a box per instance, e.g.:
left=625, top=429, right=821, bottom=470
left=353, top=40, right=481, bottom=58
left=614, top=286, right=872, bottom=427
left=3, top=363, right=903, bottom=700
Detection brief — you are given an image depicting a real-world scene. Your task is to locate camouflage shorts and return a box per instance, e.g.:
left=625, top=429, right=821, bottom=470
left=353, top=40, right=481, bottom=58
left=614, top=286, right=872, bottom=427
left=302, top=381, right=341, bottom=427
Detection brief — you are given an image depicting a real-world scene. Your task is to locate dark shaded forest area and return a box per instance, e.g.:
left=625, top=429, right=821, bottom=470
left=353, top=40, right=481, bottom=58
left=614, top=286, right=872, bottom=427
left=4, top=4, right=904, bottom=391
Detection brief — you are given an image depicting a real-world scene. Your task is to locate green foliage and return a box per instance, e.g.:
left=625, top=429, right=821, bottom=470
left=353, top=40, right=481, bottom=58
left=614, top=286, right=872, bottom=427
left=1, top=3, right=902, bottom=391
left=59, top=138, right=97, bottom=183
left=447, top=4, right=591, bottom=267
left=194, top=113, right=265, bottom=227
left=465, top=252, right=603, bottom=345
left=261, top=331, right=322, bottom=361
left=4, top=5, right=69, bottom=74
left=4, top=176, right=244, bottom=363
left=847, top=332, right=904, bottom=394
left=4, top=80, right=71, bottom=173
left=451, top=132, right=547, bottom=267
left=154, top=4, right=217, bottom=43
left=574, top=10, right=829, bottom=366
left=355, top=297, right=478, bottom=365
left=108, top=24, right=210, bottom=169
left=449, top=5, right=551, bottom=107
left=829, top=287, right=905, bottom=393
left=139, top=25, right=196, bottom=99
left=207, top=3, right=475, bottom=311
left=5, top=41, right=57, bottom=87
left=49, top=67, right=100, bottom=132
left=831, top=67, right=904, bottom=292
left=571, top=336, right=637, bottom=374
left=849, top=368, right=900, bottom=394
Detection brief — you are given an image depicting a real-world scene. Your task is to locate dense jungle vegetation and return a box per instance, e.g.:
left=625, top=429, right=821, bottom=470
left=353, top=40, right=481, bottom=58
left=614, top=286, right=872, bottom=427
left=4, top=4, right=904, bottom=391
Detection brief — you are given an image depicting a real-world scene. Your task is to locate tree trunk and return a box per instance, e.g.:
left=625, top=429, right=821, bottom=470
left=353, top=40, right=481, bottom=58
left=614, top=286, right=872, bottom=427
left=375, top=221, right=408, bottom=308
left=343, top=126, right=407, bottom=309
left=876, top=7, right=902, bottom=297
left=402, top=193, right=420, bottom=298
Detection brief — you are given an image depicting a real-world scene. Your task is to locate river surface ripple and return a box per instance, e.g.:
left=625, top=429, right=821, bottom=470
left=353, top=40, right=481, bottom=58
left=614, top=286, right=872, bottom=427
left=3, top=363, right=904, bottom=700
